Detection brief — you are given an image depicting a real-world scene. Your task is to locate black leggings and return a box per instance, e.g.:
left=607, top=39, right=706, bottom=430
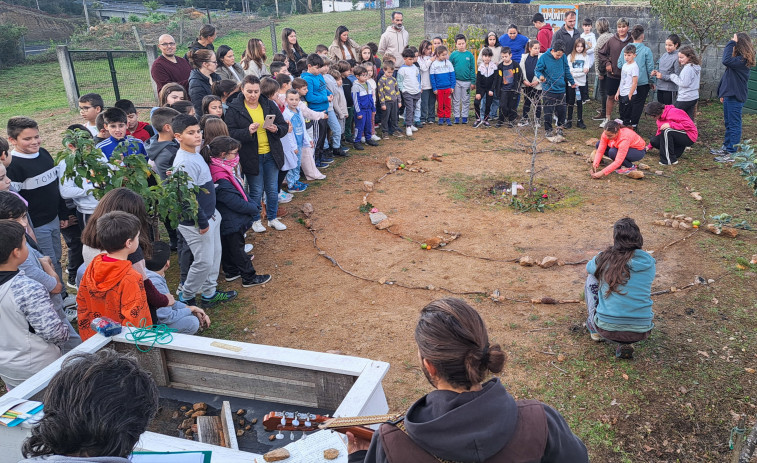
left=657, top=89, right=674, bottom=105
left=674, top=99, right=697, bottom=121
left=650, top=128, right=694, bottom=165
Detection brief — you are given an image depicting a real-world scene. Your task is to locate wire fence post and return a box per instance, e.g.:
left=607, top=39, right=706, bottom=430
left=379, top=0, right=385, bottom=35
left=270, top=21, right=278, bottom=54
left=107, top=51, right=121, bottom=101
left=145, top=44, right=160, bottom=102
left=57, top=45, right=79, bottom=110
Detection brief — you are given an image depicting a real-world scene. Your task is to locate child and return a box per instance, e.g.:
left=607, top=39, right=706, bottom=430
left=270, top=61, right=289, bottom=78
left=580, top=18, right=596, bottom=79
left=535, top=41, right=576, bottom=137
left=291, top=77, right=327, bottom=180
left=5, top=117, right=68, bottom=287
left=429, top=45, right=455, bottom=126
left=78, top=93, right=104, bottom=137
left=329, top=70, right=349, bottom=149
left=519, top=41, right=543, bottom=127
left=644, top=101, right=697, bottom=166
left=114, top=99, right=155, bottom=142
left=171, top=114, right=237, bottom=307
left=397, top=48, right=422, bottom=136
left=474, top=47, right=498, bottom=127
left=203, top=137, right=272, bottom=289
left=301, top=54, right=333, bottom=167
left=96, top=108, right=149, bottom=160
left=169, top=100, right=196, bottom=116
left=159, top=83, right=188, bottom=107
left=615, top=45, right=638, bottom=127
left=0, top=219, right=69, bottom=389
left=283, top=89, right=313, bottom=193
left=352, top=65, right=378, bottom=150
left=76, top=211, right=152, bottom=341
left=338, top=60, right=356, bottom=142
left=94, top=113, right=109, bottom=144
left=315, top=44, right=329, bottom=59
left=272, top=52, right=288, bottom=65
left=146, top=107, right=181, bottom=181
left=409, top=46, right=423, bottom=128
left=654, top=46, right=700, bottom=121
left=585, top=217, right=655, bottom=359
left=273, top=73, right=291, bottom=111
left=567, top=38, right=589, bottom=129
left=590, top=120, right=647, bottom=177
left=449, top=34, right=476, bottom=124
left=59, top=124, right=102, bottom=227
left=202, top=95, right=224, bottom=117
left=367, top=42, right=383, bottom=75
left=378, top=61, right=402, bottom=138
left=323, top=64, right=348, bottom=157
left=495, top=47, right=522, bottom=128
left=655, top=34, right=681, bottom=105
left=431, top=37, right=444, bottom=53
left=363, top=61, right=381, bottom=142
left=617, top=26, right=654, bottom=128
left=418, top=40, right=436, bottom=124
left=714, top=33, right=755, bottom=160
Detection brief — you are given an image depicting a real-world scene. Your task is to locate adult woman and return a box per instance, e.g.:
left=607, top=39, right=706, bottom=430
left=187, top=24, right=216, bottom=54
left=497, top=25, right=529, bottom=63
left=282, top=28, right=306, bottom=76
left=328, top=25, right=360, bottom=64
left=215, top=45, right=245, bottom=83
left=241, top=38, right=270, bottom=78
left=347, top=298, right=589, bottom=463
left=714, top=32, right=755, bottom=160
left=592, top=18, right=613, bottom=122
left=188, top=49, right=221, bottom=117
left=597, top=18, right=630, bottom=127
left=224, top=75, right=289, bottom=233
left=644, top=101, right=697, bottom=166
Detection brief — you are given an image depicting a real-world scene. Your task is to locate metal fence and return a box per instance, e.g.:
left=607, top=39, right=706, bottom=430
left=67, top=49, right=156, bottom=108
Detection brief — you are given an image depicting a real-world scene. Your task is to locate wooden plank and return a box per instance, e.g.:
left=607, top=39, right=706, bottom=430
left=334, top=360, right=390, bottom=419
left=166, top=362, right=319, bottom=405
left=313, top=371, right=356, bottom=410
left=220, top=401, right=239, bottom=450
left=168, top=382, right=319, bottom=408
left=197, top=415, right=225, bottom=447
left=137, top=431, right=256, bottom=463
left=113, top=342, right=169, bottom=386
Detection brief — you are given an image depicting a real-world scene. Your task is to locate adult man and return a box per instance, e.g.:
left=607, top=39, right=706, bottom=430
left=150, top=34, right=192, bottom=93
left=378, top=12, right=409, bottom=63
left=20, top=349, right=159, bottom=462
left=551, top=11, right=579, bottom=54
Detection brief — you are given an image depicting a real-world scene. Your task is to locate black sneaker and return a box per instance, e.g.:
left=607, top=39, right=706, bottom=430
left=616, top=344, right=634, bottom=359
left=201, top=290, right=238, bottom=308
left=473, top=119, right=483, bottom=128
left=322, top=156, right=335, bottom=163
left=334, top=146, right=350, bottom=157
left=225, top=274, right=241, bottom=282
left=577, top=120, right=587, bottom=129
left=242, top=274, right=272, bottom=287
left=591, top=114, right=606, bottom=121
left=563, top=121, right=572, bottom=129
left=353, top=142, right=365, bottom=151
left=495, top=122, right=503, bottom=128
left=67, top=276, right=78, bottom=290
left=366, top=139, right=379, bottom=147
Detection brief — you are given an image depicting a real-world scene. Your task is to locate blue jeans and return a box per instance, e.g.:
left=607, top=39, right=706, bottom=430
left=34, top=218, right=63, bottom=283
left=723, top=96, right=744, bottom=153
left=481, top=93, right=499, bottom=121
left=247, top=153, right=279, bottom=222
left=421, top=89, right=435, bottom=122
left=323, top=107, right=342, bottom=149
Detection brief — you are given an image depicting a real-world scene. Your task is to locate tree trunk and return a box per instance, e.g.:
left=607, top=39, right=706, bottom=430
left=307, top=0, right=313, bottom=13
left=740, top=418, right=757, bottom=463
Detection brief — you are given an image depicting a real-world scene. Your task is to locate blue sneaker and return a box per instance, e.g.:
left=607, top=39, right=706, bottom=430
left=201, top=290, right=238, bottom=308
left=438, top=119, right=444, bottom=125
left=446, top=118, right=453, bottom=126
left=288, top=182, right=307, bottom=193
left=178, top=293, right=196, bottom=307
left=454, top=118, right=460, bottom=124
left=415, top=121, right=423, bottom=127
left=462, top=118, right=468, bottom=124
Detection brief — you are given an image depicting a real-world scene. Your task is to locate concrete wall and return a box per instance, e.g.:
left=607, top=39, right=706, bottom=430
left=424, top=1, right=726, bottom=98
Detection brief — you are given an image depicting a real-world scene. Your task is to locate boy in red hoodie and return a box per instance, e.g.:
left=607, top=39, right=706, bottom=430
left=76, top=211, right=152, bottom=340
left=114, top=99, right=155, bottom=143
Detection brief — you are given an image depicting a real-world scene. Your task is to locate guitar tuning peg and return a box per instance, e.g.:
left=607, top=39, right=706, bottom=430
left=292, top=418, right=300, bottom=426
left=280, top=416, right=286, bottom=426
left=304, top=419, right=311, bottom=427
left=276, top=431, right=284, bottom=440
left=301, top=431, right=307, bottom=440
left=290, top=432, right=295, bottom=440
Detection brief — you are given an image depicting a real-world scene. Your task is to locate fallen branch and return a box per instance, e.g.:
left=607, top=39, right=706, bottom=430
left=550, top=361, right=568, bottom=374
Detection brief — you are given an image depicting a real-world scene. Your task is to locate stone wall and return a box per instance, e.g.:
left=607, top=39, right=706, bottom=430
left=423, top=1, right=727, bottom=98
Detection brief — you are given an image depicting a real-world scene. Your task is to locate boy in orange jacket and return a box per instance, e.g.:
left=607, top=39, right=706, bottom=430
left=76, top=211, right=152, bottom=340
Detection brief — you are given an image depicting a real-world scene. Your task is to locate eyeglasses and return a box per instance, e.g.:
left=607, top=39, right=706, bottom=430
left=160, top=42, right=176, bottom=47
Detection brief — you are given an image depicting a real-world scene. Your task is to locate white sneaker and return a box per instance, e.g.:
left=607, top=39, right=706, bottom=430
left=371, top=134, right=381, bottom=141
left=278, top=190, right=293, bottom=203
left=244, top=243, right=253, bottom=253
left=361, top=137, right=366, bottom=143
left=65, top=307, right=77, bottom=323
left=599, top=118, right=608, bottom=128
left=406, top=127, right=413, bottom=136
left=62, top=294, right=77, bottom=309
left=410, top=125, right=418, bottom=132
left=268, top=218, right=287, bottom=230
left=252, top=220, right=266, bottom=233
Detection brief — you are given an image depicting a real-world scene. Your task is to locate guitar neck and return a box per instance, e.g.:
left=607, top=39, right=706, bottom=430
left=319, top=413, right=403, bottom=430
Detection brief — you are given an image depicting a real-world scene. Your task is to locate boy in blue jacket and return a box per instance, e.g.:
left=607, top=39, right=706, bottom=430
left=352, top=65, right=378, bottom=150
left=95, top=108, right=149, bottom=160
left=535, top=41, right=576, bottom=137
left=301, top=54, right=333, bottom=166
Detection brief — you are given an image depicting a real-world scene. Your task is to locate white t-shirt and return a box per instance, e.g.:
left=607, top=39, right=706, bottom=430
left=619, top=61, right=639, bottom=97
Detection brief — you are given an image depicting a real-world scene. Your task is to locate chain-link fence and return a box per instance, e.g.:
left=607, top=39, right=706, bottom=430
left=68, top=50, right=156, bottom=108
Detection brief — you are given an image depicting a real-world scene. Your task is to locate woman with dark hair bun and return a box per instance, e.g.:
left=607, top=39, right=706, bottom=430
left=347, top=298, right=588, bottom=463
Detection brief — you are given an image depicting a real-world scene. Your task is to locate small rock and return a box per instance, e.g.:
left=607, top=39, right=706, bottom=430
left=369, top=212, right=388, bottom=225
left=585, top=138, right=600, bottom=146
left=519, top=256, right=535, bottom=267
left=179, top=406, right=188, bottom=412
left=663, top=213, right=672, bottom=218
left=264, top=448, right=291, bottom=462
left=690, top=191, right=702, bottom=201
left=245, top=424, right=251, bottom=430
left=238, top=418, right=245, bottom=426
left=171, top=411, right=179, bottom=420
left=191, top=424, right=198, bottom=433
left=430, top=153, right=443, bottom=162
left=426, top=236, right=443, bottom=248
left=386, top=156, right=403, bottom=170
left=375, top=218, right=393, bottom=230
left=637, top=162, right=650, bottom=170
left=557, top=353, right=566, bottom=362
left=378, top=278, right=387, bottom=285
left=679, top=222, right=691, bottom=230
left=745, top=368, right=756, bottom=374
left=251, top=418, right=258, bottom=424
left=236, top=409, right=245, bottom=416
left=304, top=219, right=312, bottom=229
left=236, top=429, right=245, bottom=437
left=671, top=220, right=680, bottom=229
left=327, top=349, right=343, bottom=355
left=362, top=181, right=374, bottom=192
left=269, top=434, right=276, bottom=441
left=539, top=256, right=559, bottom=268
left=664, top=219, right=673, bottom=226
left=626, top=170, right=644, bottom=179
left=674, top=214, right=685, bottom=220
left=178, top=418, right=194, bottom=430
left=707, top=279, right=715, bottom=284
left=324, top=448, right=340, bottom=460
left=670, top=286, right=677, bottom=292
left=184, top=429, right=193, bottom=438
left=684, top=217, right=693, bottom=223
left=652, top=220, right=667, bottom=227
left=406, top=159, right=414, bottom=165
left=301, top=203, right=314, bottom=217
left=655, top=170, right=664, bottom=175
left=190, top=410, right=206, bottom=418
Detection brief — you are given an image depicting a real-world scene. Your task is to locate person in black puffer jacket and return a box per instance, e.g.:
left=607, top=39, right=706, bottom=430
left=188, top=49, right=221, bottom=117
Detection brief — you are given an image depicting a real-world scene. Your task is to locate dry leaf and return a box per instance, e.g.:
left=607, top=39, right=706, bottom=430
left=622, top=373, right=629, bottom=380
left=745, top=368, right=756, bottom=374
left=697, top=350, right=710, bottom=358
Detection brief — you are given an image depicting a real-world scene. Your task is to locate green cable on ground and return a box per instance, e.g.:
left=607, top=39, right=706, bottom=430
left=729, top=426, right=746, bottom=450
left=125, top=318, right=176, bottom=353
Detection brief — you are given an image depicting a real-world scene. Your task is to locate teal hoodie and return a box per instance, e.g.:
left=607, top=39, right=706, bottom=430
left=534, top=48, right=575, bottom=94
left=586, top=249, right=655, bottom=332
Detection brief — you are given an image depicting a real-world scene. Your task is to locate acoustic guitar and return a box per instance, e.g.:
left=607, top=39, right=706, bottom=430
left=263, top=411, right=404, bottom=441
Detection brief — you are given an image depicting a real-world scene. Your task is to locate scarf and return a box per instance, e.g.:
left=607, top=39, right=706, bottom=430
left=209, top=158, right=247, bottom=201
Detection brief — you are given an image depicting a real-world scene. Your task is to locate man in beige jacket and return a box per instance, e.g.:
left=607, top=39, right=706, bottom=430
left=378, top=12, right=409, bottom=63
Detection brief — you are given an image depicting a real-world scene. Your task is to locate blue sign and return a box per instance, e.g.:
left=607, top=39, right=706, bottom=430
left=539, top=5, right=579, bottom=32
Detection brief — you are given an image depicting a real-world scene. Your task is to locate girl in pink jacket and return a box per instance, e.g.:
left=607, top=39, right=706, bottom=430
left=644, top=101, right=697, bottom=165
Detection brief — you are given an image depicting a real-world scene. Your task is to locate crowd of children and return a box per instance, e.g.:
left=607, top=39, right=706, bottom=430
left=0, top=11, right=754, bottom=390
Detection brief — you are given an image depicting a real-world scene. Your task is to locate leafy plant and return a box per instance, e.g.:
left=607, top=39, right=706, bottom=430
left=650, top=0, right=757, bottom=55
left=732, top=139, right=757, bottom=196
left=128, top=14, right=141, bottom=22
left=710, top=213, right=752, bottom=230
left=143, top=0, right=160, bottom=12
left=56, top=129, right=201, bottom=237
left=510, top=190, right=549, bottom=213
left=358, top=202, right=374, bottom=213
